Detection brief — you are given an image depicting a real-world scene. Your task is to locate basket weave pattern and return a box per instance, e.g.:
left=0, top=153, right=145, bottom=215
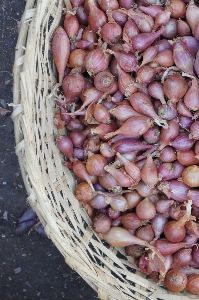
left=13, top=1, right=198, bottom=299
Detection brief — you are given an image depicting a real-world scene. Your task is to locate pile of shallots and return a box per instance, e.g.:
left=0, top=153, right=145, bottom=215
left=52, top=0, right=199, bottom=294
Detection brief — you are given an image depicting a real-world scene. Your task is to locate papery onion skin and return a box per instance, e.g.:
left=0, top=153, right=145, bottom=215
left=110, top=104, right=141, bottom=122
left=156, top=200, right=174, bottom=214
left=86, top=153, right=107, bottom=176
left=186, top=274, right=199, bottom=294
left=136, top=197, right=156, bottom=221
left=172, top=248, right=192, bottom=268
left=64, top=13, right=79, bottom=41
left=139, top=5, right=163, bottom=19
left=100, top=142, right=115, bottom=158
left=164, top=269, right=187, bottom=293
left=100, top=227, right=158, bottom=251
left=131, top=27, right=165, bottom=52
left=104, top=165, right=134, bottom=187
left=159, top=146, right=177, bottom=162
left=136, top=66, right=156, bottom=85
left=154, top=39, right=172, bottom=52
left=112, top=9, right=128, bottom=26
left=84, top=48, right=110, bottom=76
left=66, top=118, right=84, bottom=131
left=170, top=133, right=194, bottom=152
left=52, top=27, right=70, bottom=83
left=159, top=119, right=180, bottom=151
left=57, top=135, right=74, bottom=161
left=76, top=6, right=89, bottom=26
left=93, top=104, right=111, bottom=123
left=163, top=73, right=188, bottom=106
left=151, top=214, right=168, bottom=238
left=135, top=224, right=155, bottom=242
left=123, top=19, right=139, bottom=42
left=135, top=181, right=158, bottom=197
left=190, top=121, right=199, bottom=140
left=107, top=194, right=129, bottom=212
left=186, top=1, right=199, bottom=35
left=141, top=155, right=159, bottom=187
left=68, top=49, right=87, bottom=71
left=158, top=180, right=189, bottom=202
left=98, top=172, right=120, bottom=191
left=62, top=71, right=85, bottom=102
left=143, top=125, right=160, bottom=144
left=119, top=213, right=143, bottom=230
left=153, top=9, right=171, bottom=32
left=169, top=0, right=186, bottom=19
left=125, top=244, right=144, bottom=259
left=158, top=104, right=178, bottom=121
left=173, top=40, right=194, bottom=75
left=153, top=239, right=187, bottom=256
left=93, top=213, right=111, bottom=233
left=124, top=191, right=142, bottom=209
left=177, top=19, right=191, bottom=36
left=184, top=78, right=199, bottom=111
left=88, top=0, right=107, bottom=31
left=90, top=193, right=108, bottom=209
left=94, top=71, right=114, bottom=93
left=161, top=18, right=178, bottom=39
left=101, top=22, right=122, bottom=45
left=177, top=150, right=199, bottom=166
left=98, top=0, right=119, bottom=11
left=164, top=220, right=186, bottom=243
left=140, top=46, right=159, bottom=67
left=107, top=207, right=121, bottom=220
left=188, top=190, right=199, bottom=207
left=179, top=116, right=193, bottom=130
left=154, top=49, right=174, bottom=67
left=177, top=99, right=193, bottom=118
left=104, top=116, right=153, bottom=139
left=75, top=182, right=93, bottom=203
left=182, top=165, right=199, bottom=187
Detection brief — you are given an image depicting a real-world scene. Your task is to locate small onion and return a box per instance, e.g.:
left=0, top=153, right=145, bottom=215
left=182, top=165, right=199, bottom=187
left=93, top=213, right=111, bottom=233
left=186, top=274, right=199, bottom=294
left=164, top=269, right=187, bottom=293
left=86, top=153, right=107, bottom=176
left=135, top=224, right=155, bottom=242
left=136, top=197, right=156, bottom=221
left=172, top=248, right=192, bottom=268
left=75, top=182, right=93, bottom=203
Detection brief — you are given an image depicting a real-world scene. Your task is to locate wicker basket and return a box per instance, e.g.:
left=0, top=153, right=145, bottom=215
left=12, top=1, right=198, bottom=299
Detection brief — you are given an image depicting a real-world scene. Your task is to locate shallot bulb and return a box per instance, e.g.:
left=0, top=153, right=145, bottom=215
left=62, top=71, right=85, bottom=102
left=84, top=47, right=110, bottom=76
left=148, top=81, right=165, bottom=105
left=52, top=27, right=70, bottom=83
left=122, top=9, right=154, bottom=33
left=88, top=0, right=107, bottom=31
left=131, top=27, right=165, bottom=52
left=129, top=92, right=168, bottom=128
left=140, top=46, right=159, bottom=67
left=136, top=197, right=156, bottom=220
left=153, top=9, right=171, bottom=32
left=141, top=155, right=159, bottom=187
left=101, top=21, right=122, bottom=46
left=104, top=116, right=153, bottom=139
left=173, top=40, right=195, bottom=75
left=163, top=73, right=188, bottom=106
left=184, top=77, right=199, bottom=111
